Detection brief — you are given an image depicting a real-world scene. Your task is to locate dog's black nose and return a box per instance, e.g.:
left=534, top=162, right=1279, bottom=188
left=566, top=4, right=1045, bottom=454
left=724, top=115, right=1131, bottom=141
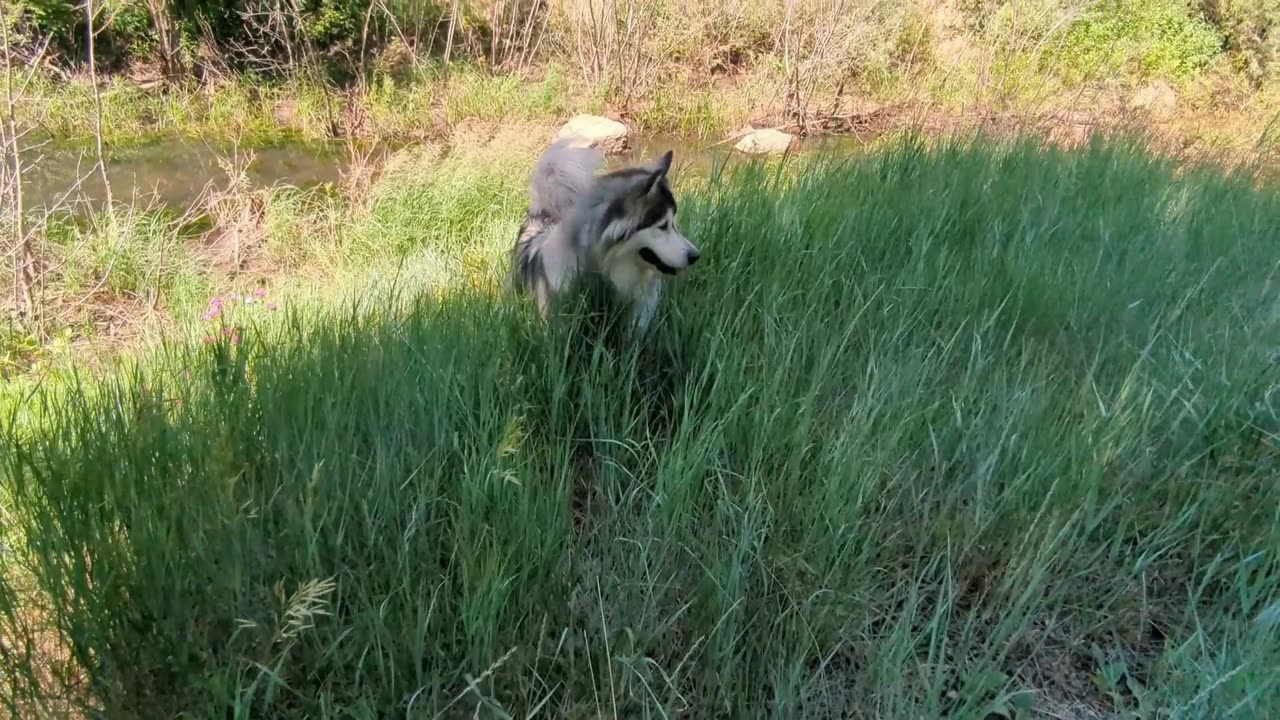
left=686, top=250, right=701, bottom=266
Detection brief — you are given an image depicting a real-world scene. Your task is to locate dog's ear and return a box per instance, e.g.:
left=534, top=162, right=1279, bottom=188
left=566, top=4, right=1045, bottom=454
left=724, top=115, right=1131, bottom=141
left=653, top=150, right=673, bottom=176
left=644, top=150, right=674, bottom=195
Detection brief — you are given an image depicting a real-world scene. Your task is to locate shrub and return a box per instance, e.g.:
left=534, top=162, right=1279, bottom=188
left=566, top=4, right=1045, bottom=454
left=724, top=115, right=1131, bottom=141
left=7, top=0, right=80, bottom=56
left=7, top=0, right=156, bottom=70
left=1057, top=0, right=1223, bottom=83
left=1199, top=0, right=1280, bottom=86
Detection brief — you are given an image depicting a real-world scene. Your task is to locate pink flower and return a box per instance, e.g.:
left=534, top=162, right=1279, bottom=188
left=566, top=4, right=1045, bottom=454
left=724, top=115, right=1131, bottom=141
left=222, top=327, right=234, bottom=337
left=231, top=333, right=241, bottom=345
left=202, top=336, right=214, bottom=344
left=253, top=288, right=267, bottom=298
left=202, top=309, right=220, bottom=321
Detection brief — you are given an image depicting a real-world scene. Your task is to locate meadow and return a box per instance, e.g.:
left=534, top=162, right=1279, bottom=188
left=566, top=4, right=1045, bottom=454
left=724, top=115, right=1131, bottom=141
left=2, top=132, right=1279, bottom=717
left=6, top=0, right=1280, bottom=369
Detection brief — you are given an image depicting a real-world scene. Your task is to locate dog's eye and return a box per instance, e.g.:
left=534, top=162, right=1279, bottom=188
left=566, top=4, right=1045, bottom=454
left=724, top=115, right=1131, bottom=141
left=656, top=220, right=671, bottom=231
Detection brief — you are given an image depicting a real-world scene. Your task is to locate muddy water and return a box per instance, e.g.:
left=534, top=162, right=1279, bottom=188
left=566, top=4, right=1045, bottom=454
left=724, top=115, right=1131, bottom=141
left=25, top=133, right=859, bottom=211
left=617, top=135, right=733, bottom=175
left=24, top=140, right=356, bottom=211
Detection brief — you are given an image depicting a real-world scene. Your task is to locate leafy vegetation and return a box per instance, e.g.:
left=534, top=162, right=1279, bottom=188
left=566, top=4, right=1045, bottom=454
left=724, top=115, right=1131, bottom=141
left=1059, top=0, right=1223, bottom=82
left=1200, top=0, right=1280, bottom=86
left=5, top=0, right=1277, bottom=148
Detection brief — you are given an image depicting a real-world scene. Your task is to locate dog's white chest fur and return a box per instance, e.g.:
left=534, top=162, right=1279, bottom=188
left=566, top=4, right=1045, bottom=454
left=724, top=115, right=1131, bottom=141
left=602, top=253, right=657, bottom=301
left=602, top=253, right=661, bottom=329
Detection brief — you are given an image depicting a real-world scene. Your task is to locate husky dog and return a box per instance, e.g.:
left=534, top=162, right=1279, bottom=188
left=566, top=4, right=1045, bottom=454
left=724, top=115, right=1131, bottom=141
left=510, top=139, right=700, bottom=331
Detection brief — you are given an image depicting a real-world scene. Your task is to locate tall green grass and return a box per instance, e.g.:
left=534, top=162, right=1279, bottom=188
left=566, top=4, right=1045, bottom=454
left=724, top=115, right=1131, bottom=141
left=3, top=136, right=1279, bottom=717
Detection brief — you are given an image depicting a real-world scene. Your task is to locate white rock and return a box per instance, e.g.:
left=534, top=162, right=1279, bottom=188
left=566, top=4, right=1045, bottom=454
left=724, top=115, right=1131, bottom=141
left=1129, top=82, right=1177, bottom=118
left=555, top=114, right=629, bottom=154
left=734, top=127, right=796, bottom=156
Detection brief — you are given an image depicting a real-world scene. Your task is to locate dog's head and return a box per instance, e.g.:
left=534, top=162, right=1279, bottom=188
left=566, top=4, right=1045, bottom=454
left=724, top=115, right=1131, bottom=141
left=597, top=150, right=700, bottom=276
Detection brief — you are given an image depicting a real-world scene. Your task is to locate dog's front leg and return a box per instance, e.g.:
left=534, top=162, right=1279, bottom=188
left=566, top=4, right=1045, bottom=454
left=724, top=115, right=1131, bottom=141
left=631, top=283, right=660, bottom=333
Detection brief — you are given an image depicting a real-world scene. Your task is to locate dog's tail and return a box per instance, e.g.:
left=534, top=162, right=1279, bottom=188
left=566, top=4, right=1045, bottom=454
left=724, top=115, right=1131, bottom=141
left=528, top=138, right=603, bottom=222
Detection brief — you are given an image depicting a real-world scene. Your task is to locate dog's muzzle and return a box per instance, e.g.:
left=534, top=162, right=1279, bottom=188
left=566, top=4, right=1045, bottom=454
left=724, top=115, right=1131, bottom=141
left=639, top=247, right=700, bottom=275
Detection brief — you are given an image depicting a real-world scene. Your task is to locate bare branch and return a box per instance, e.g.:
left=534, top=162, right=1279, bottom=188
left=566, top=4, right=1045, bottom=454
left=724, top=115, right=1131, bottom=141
left=84, top=0, right=114, bottom=211
left=0, top=1, right=35, bottom=324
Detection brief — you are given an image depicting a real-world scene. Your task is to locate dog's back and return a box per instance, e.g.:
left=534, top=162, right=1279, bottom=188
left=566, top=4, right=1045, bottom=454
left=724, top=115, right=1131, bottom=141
left=511, top=140, right=605, bottom=312
left=527, top=139, right=604, bottom=223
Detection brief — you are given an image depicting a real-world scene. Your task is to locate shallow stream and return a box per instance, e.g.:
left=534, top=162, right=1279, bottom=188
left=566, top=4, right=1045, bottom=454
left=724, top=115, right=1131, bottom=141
left=24, top=132, right=858, bottom=211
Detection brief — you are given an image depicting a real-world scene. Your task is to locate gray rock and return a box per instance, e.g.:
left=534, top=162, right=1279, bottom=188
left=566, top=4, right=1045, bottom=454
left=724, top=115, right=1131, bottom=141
left=555, top=114, right=630, bottom=154
left=734, top=127, right=796, bottom=155
left=1130, top=82, right=1177, bottom=118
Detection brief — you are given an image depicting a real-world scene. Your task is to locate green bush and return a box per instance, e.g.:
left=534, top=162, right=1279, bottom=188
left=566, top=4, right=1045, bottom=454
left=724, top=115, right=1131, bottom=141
left=293, top=0, right=368, bottom=48
left=8, top=0, right=155, bottom=69
left=1200, top=0, right=1280, bottom=86
left=7, top=0, right=80, bottom=53
left=8, top=0, right=438, bottom=75
left=1058, top=0, right=1223, bottom=83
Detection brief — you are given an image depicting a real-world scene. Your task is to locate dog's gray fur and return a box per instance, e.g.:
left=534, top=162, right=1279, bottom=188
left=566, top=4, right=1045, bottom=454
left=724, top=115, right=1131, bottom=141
left=510, top=139, right=700, bottom=331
